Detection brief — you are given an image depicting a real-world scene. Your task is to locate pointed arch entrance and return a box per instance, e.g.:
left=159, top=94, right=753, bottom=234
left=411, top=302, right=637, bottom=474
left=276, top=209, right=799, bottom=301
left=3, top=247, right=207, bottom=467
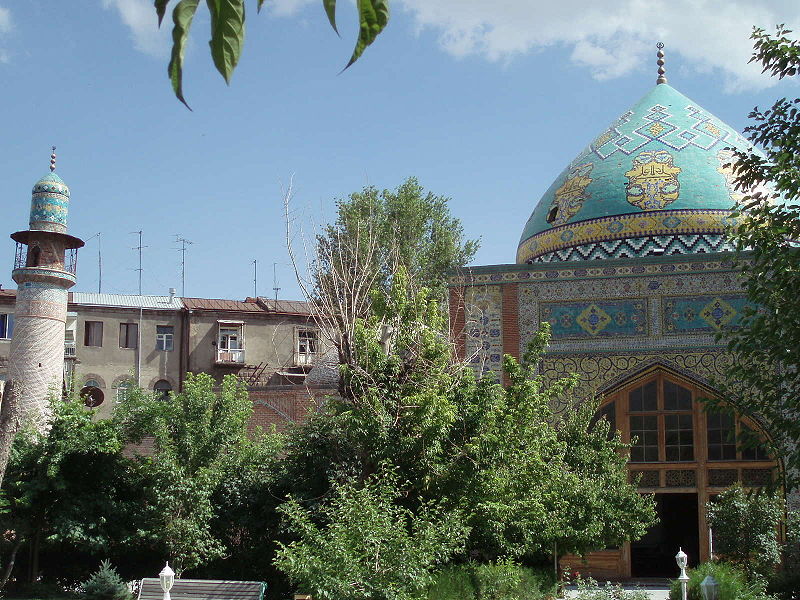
left=563, top=365, right=778, bottom=579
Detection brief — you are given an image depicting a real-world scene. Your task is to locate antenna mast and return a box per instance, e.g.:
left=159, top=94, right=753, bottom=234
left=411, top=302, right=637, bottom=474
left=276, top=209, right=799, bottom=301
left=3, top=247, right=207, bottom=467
left=175, top=235, right=194, bottom=297
left=273, top=262, right=280, bottom=303
left=97, top=232, right=102, bottom=293
left=131, top=230, right=147, bottom=295
left=253, top=259, right=258, bottom=298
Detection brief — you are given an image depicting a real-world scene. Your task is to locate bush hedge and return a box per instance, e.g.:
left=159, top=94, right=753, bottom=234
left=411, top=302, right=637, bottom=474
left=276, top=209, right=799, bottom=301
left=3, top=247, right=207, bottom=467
left=426, top=562, right=556, bottom=600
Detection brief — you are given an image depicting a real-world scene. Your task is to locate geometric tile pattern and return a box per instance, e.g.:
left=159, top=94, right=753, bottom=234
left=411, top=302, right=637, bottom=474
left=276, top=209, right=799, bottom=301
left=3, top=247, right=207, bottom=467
left=541, top=299, right=647, bottom=339
left=527, top=232, right=735, bottom=263
left=663, top=295, right=751, bottom=334
left=517, top=210, right=735, bottom=263
left=464, top=285, right=503, bottom=378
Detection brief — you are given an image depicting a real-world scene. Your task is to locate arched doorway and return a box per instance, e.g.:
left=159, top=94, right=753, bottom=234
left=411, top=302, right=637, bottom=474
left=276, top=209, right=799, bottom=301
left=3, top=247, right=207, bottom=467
left=591, top=367, right=778, bottom=578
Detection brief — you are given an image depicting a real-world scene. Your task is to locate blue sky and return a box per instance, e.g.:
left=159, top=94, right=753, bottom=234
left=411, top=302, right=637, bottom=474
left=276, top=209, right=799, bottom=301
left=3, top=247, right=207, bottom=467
left=1, top=1, right=798, bottom=301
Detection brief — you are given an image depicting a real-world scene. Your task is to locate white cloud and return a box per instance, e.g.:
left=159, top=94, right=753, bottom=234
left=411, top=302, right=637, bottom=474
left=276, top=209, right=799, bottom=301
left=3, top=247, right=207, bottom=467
left=269, top=0, right=316, bottom=18
left=0, top=4, right=10, bottom=64
left=102, top=0, right=170, bottom=58
left=0, top=5, right=11, bottom=34
left=398, top=0, right=800, bottom=92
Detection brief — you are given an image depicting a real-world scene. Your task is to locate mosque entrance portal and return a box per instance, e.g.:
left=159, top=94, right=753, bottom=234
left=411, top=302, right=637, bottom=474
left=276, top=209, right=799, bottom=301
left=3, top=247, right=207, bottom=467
left=631, top=493, right=699, bottom=577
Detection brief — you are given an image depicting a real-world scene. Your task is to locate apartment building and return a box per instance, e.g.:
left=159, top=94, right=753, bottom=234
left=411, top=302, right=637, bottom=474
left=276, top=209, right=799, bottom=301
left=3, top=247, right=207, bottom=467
left=0, top=289, right=326, bottom=423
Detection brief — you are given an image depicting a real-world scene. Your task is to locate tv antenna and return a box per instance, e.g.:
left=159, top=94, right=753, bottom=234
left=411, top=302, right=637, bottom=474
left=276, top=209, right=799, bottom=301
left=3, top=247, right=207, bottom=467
left=85, top=232, right=103, bottom=293
left=130, top=230, right=148, bottom=295
left=174, top=235, right=194, bottom=297
left=272, top=262, right=280, bottom=303
left=253, top=259, right=258, bottom=298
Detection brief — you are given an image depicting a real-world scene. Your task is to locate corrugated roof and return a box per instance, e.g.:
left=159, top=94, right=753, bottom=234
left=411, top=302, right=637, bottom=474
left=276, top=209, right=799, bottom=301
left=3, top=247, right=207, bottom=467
left=257, top=297, right=313, bottom=315
left=182, top=297, right=263, bottom=312
left=71, top=292, right=184, bottom=310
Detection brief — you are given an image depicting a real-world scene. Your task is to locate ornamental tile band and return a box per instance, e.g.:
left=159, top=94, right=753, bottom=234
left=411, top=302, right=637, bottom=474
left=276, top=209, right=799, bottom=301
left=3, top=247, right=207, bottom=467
left=516, top=209, right=735, bottom=263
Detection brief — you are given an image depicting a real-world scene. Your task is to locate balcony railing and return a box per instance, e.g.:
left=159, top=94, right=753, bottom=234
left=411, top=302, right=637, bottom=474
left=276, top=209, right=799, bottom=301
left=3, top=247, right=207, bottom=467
left=217, top=349, right=245, bottom=364
left=13, top=243, right=78, bottom=275
left=64, top=342, right=76, bottom=358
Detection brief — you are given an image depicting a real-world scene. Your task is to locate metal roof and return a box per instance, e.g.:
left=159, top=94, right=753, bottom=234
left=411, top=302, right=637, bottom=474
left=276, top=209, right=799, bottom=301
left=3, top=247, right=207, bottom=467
left=182, top=297, right=263, bottom=312
left=70, top=292, right=184, bottom=310
left=257, top=297, right=313, bottom=315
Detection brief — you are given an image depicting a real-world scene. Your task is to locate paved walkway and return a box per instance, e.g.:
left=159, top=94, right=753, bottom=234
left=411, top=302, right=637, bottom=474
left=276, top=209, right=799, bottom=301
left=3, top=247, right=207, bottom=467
left=563, top=581, right=671, bottom=599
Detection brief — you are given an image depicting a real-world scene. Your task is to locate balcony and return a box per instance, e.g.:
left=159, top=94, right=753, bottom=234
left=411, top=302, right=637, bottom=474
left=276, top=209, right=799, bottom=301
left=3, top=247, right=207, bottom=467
left=64, top=342, right=76, bottom=358
left=216, top=349, right=245, bottom=365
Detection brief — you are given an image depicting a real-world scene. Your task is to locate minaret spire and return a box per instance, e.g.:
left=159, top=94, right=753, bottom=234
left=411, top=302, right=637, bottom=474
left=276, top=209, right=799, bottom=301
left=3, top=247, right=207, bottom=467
left=656, top=42, right=667, bottom=85
left=50, top=146, right=56, bottom=172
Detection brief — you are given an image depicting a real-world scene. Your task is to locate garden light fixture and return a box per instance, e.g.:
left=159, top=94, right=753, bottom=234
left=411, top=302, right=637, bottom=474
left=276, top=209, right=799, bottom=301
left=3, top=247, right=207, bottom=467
left=159, top=562, right=175, bottom=600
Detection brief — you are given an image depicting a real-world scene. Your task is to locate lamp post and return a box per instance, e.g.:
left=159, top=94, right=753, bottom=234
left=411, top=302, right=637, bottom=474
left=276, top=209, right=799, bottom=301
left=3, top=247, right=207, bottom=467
left=700, top=575, right=719, bottom=600
left=159, top=563, right=175, bottom=600
left=676, top=548, right=689, bottom=600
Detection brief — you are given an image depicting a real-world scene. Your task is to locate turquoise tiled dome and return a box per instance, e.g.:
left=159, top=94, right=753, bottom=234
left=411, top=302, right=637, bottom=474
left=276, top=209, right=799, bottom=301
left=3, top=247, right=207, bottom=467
left=517, top=83, right=759, bottom=264
left=30, top=172, right=70, bottom=233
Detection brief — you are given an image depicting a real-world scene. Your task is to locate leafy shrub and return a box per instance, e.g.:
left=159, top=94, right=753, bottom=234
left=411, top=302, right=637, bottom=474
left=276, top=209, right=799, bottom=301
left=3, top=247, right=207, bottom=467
left=275, top=473, right=468, bottom=600
left=767, top=570, right=800, bottom=600
left=706, top=484, right=782, bottom=580
left=426, top=562, right=556, bottom=600
left=80, top=560, right=132, bottom=600
left=668, top=561, right=772, bottom=600
left=571, top=578, right=649, bottom=600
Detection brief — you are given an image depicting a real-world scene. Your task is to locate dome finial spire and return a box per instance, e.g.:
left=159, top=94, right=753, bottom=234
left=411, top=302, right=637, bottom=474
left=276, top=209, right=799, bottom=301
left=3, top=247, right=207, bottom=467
left=656, top=42, right=667, bottom=84
left=49, top=146, right=56, bottom=172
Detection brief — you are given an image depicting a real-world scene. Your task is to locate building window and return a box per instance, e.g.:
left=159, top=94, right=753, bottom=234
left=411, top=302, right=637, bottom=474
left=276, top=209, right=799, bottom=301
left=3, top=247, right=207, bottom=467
left=296, top=329, right=318, bottom=365
left=153, top=379, right=172, bottom=401
left=156, top=325, right=174, bottom=351
left=626, top=377, right=694, bottom=463
left=707, top=414, right=770, bottom=461
left=116, top=380, right=132, bottom=403
left=217, top=323, right=244, bottom=363
left=80, top=379, right=104, bottom=408
left=84, top=321, right=103, bottom=347
left=119, top=323, right=138, bottom=349
left=0, top=313, right=13, bottom=339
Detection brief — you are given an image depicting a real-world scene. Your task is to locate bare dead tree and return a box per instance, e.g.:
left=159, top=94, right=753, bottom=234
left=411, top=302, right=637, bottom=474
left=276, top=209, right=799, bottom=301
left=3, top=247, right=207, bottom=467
left=284, top=179, right=480, bottom=406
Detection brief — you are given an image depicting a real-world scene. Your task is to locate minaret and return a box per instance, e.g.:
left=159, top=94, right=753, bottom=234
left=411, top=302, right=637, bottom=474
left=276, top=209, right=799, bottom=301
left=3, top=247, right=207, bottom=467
left=7, top=149, right=84, bottom=428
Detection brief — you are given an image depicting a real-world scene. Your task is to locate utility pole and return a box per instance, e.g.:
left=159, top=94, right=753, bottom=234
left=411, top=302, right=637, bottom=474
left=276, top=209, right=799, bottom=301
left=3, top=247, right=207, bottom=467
left=175, top=235, right=194, bottom=297
left=273, top=262, right=280, bottom=303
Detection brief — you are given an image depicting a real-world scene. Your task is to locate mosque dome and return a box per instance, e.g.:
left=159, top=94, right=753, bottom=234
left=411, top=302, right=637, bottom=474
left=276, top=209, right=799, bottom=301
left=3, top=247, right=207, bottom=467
left=30, top=171, right=70, bottom=233
left=517, top=82, right=759, bottom=264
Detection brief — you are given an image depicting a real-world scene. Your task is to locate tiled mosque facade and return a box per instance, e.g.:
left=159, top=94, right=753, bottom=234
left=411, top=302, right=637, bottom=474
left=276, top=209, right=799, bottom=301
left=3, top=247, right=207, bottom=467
left=448, top=76, right=778, bottom=578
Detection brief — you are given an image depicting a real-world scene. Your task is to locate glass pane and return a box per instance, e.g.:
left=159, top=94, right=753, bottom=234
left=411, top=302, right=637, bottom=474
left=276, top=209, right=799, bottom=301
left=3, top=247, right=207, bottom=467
left=665, top=413, right=693, bottom=462
left=642, top=381, right=657, bottom=411
left=707, top=411, right=736, bottom=462
left=664, top=380, right=692, bottom=410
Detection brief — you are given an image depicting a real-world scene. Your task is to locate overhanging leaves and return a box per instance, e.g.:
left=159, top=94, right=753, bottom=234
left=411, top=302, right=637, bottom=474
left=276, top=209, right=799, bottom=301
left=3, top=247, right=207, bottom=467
left=155, top=0, right=170, bottom=26
left=168, top=0, right=200, bottom=109
left=323, top=0, right=338, bottom=35
left=206, top=0, right=246, bottom=85
left=345, top=0, right=389, bottom=69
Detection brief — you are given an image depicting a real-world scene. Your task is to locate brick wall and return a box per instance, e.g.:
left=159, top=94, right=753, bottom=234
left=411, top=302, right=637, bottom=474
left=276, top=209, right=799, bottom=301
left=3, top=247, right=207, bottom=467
left=501, top=283, right=519, bottom=386
left=248, top=384, right=337, bottom=432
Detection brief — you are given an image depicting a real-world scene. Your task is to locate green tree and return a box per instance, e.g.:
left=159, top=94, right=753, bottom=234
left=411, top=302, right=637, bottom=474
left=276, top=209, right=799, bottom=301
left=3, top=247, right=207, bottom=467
left=116, top=372, right=277, bottom=575
left=275, top=472, right=468, bottom=600
left=707, top=25, right=800, bottom=488
left=0, top=398, right=140, bottom=589
left=155, top=0, right=389, bottom=108
left=80, top=560, right=133, bottom=600
left=706, top=484, right=782, bottom=581
left=277, top=270, right=654, bottom=571
left=302, top=177, right=479, bottom=374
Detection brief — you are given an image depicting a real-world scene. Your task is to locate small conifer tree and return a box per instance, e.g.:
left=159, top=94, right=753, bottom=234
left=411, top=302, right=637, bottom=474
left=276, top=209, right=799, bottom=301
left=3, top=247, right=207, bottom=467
left=81, top=560, right=132, bottom=600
